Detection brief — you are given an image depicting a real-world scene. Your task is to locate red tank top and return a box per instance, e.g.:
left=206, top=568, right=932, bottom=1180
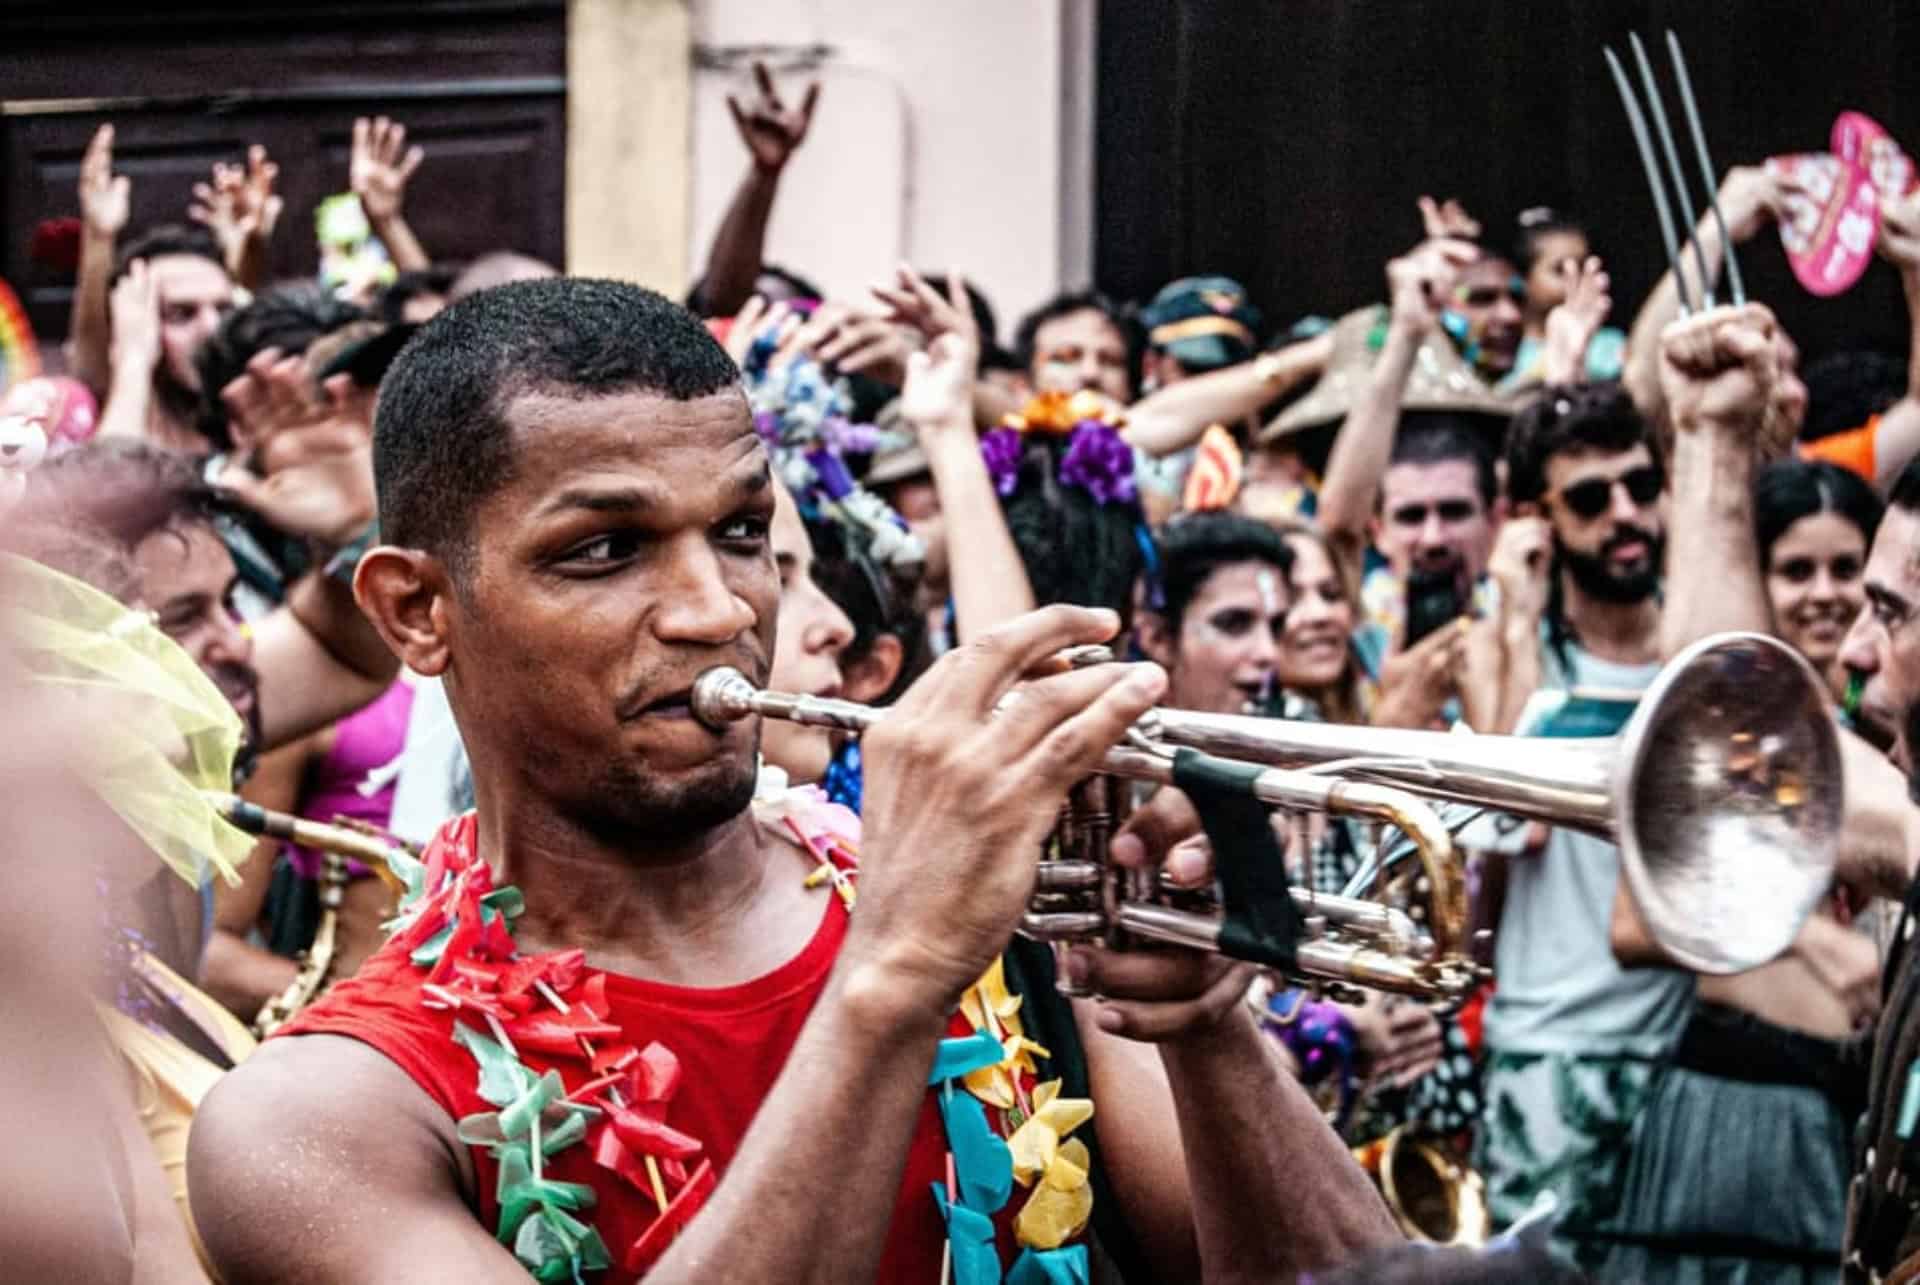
left=277, top=801, right=1053, bottom=1282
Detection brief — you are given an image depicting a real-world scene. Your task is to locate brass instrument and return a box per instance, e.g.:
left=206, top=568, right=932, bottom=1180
left=692, top=665, right=1475, bottom=1001
left=1128, top=630, right=1842, bottom=975
left=204, top=791, right=415, bottom=1036
left=1353, top=1125, right=1489, bottom=1245
left=691, top=630, right=1841, bottom=997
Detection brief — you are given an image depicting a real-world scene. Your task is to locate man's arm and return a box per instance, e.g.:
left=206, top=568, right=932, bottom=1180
left=1622, top=166, right=1790, bottom=424
left=1856, top=188, right=1920, bottom=489
left=351, top=116, right=430, bottom=273
left=95, top=259, right=160, bottom=441
left=1316, top=238, right=1476, bottom=558
left=1081, top=792, right=1401, bottom=1282
left=1656, top=304, right=1782, bottom=658
left=876, top=266, right=1035, bottom=639
left=189, top=145, right=283, bottom=292
left=219, top=363, right=399, bottom=749
left=200, top=736, right=309, bottom=1017
left=1122, top=334, right=1333, bottom=458
left=695, top=62, right=819, bottom=316
left=67, top=123, right=128, bottom=399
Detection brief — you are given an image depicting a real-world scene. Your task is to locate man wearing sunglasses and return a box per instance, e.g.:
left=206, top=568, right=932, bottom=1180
left=1472, top=380, right=1679, bottom=1266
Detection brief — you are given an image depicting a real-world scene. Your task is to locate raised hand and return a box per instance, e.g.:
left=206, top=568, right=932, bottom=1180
left=1878, top=185, right=1920, bottom=276
left=189, top=145, right=284, bottom=276
left=79, top=124, right=131, bottom=241
left=350, top=116, right=425, bottom=225
left=1485, top=514, right=1554, bottom=624
left=108, top=259, right=162, bottom=379
left=1658, top=302, right=1782, bottom=444
left=217, top=353, right=375, bottom=547
left=726, top=60, right=821, bottom=174
left=1717, top=164, right=1798, bottom=244
left=1541, top=254, right=1612, bottom=383
left=1417, top=194, right=1482, bottom=241
left=876, top=265, right=980, bottom=419
left=1385, top=237, right=1478, bottom=338
left=1372, top=616, right=1467, bottom=730
left=849, top=606, right=1166, bottom=1009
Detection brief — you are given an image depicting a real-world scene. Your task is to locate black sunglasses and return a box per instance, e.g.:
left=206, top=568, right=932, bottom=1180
left=1554, top=466, right=1663, bottom=519
left=1388, top=499, right=1480, bottom=528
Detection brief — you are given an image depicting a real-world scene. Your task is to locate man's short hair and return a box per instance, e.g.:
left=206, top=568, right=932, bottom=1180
left=113, top=224, right=225, bottom=284
left=373, top=277, right=743, bottom=572
left=1155, top=511, right=1293, bottom=629
left=1504, top=382, right=1655, bottom=506
left=1013, top=290, right=1141, bottom=385
left=27, top=439, right=222, bottom=553
left=1388, top=410, right=1501, bottom=508
left=195, top=284, right=370, bottom=450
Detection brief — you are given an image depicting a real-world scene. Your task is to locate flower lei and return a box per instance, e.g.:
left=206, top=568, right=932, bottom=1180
left=391, top=784, right=1094, bottom=1283
left=981, top=390, right=1138, bottom=508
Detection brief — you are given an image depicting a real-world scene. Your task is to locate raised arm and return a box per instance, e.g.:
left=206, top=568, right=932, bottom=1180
left=1317, top=238, right=1476, bottom=562
left=196, top=607, right=1168, bottom=1285
left=1121, top=333, right=1332, bottom=459
left=1622, top=166, right=1792, bottom=423
left=95, top=259, right=160, bottom=442
left=1857, top=187, right=1920, bottom=488
left=694, top=61, right=820, bottom=316
left=1656, top=303, right=1783, bottom=658
left=876, top=265, right=1035, bottom=638
left=189, top=145, right=284, bottom=292
left=218, top=362, right=397, bottom=746
left=351, top=116, right=430, bottom=274
left=67, top=123, right=129, bottom=398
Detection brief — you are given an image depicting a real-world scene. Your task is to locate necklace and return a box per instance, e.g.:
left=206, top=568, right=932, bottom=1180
left=392, top=789, right=1095, bottom=1282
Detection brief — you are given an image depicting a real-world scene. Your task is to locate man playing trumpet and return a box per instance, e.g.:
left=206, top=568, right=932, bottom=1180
left=188, top=278, right=1400, bottom=1283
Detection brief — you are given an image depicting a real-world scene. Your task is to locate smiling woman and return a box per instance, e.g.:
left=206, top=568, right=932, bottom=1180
left=1753, top=458, right=1883, bottom=704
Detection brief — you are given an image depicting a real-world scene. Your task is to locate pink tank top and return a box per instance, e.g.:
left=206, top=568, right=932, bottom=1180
left=285, top=680, right=415, bottom=880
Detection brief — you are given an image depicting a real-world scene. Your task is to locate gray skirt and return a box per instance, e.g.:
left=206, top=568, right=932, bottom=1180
left=1592, top=1062, right=1850, bottom=1283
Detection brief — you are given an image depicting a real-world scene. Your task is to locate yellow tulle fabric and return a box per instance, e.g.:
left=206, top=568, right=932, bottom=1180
left=0, top=554, right=251, bottom=886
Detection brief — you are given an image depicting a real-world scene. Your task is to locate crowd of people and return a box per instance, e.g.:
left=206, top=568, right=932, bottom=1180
left=11, top=57, right=1920, bottom=1285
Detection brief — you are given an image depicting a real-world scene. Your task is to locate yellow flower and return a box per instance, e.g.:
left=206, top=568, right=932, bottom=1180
left=1015, top=1138, right=1094, bottom=1249
left=1008, top=1080, right=1094, bottom=1187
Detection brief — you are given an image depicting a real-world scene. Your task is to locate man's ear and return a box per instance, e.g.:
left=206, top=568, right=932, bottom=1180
left=1135, top=610, right=1177, bottom=668
left=842, top=634, right=906, bottom=704
left=353, top=546, right=453, bottom=677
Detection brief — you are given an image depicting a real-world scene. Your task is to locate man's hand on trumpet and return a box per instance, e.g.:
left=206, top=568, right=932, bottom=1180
left=1074, top=788, right=1260, bottom=1042
left=848, top=605, right=1168, bottom=1014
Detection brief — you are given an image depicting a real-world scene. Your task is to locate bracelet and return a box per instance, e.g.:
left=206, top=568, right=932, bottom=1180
left=323, top=520, right=379, bottom=585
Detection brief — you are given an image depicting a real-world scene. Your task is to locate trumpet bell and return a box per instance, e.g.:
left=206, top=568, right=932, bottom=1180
left=1614, top=630, right=1842, bottom=975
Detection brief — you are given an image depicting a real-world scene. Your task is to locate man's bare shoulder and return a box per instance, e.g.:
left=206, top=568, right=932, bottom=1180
left=189, top=1033, right=508, bottom=1283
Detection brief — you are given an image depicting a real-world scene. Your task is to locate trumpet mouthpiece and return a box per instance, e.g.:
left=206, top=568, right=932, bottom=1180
left=690, top=667, right=759, bottom=730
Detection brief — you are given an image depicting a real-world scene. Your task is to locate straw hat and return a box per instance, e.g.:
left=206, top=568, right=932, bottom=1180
left=1258, top=305, right=1516, bottom=451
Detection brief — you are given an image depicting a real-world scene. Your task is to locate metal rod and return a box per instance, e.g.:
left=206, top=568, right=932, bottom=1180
left=1603, top=46, right=1695, bottom=314
left=1629, top=33, right=1716, bottom=308
left=1666, top=30, right=1746, bottom=305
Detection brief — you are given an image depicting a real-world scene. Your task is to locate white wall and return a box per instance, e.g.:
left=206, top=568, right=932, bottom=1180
left=687, top=0, right=1089, bottom=345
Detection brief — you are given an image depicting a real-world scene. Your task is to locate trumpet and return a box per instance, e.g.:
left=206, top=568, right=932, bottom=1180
left=692, top=630, right=1842, bottom=998
left=694, top=667, right=1480, bottom=1001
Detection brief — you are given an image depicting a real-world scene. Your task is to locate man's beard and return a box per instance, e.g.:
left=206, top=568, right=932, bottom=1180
left=573, top=734, right=761, bottom=851
left=1558, top=524, right=1663, bottom=604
